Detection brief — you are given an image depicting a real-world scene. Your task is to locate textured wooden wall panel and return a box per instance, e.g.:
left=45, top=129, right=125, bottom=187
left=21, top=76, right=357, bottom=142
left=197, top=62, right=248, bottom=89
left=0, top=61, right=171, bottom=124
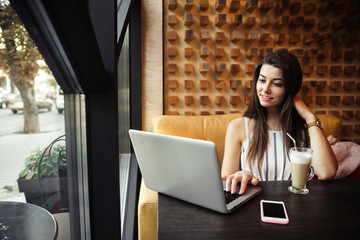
left=161, top=0, right=360, bottom=143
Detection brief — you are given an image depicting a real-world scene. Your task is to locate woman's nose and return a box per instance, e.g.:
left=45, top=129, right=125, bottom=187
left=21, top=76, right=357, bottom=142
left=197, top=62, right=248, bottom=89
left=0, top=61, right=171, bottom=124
left=263, top=83, right=271, bottom=93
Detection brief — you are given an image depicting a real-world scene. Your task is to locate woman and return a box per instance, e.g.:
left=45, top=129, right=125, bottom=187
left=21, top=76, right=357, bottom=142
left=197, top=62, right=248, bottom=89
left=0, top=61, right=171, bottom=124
left=221, top=49, right=337, bottom=195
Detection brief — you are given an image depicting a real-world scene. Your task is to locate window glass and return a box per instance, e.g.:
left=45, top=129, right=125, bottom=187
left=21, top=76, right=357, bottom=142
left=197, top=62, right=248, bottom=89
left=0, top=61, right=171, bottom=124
left=118, top=24, right=131, bottom=236
left=0, top=2, right=68, bottom=236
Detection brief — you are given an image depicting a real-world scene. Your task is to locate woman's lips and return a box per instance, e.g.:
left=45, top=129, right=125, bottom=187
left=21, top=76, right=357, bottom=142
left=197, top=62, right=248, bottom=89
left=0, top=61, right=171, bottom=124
left=260, top=94, right=272, bottom=101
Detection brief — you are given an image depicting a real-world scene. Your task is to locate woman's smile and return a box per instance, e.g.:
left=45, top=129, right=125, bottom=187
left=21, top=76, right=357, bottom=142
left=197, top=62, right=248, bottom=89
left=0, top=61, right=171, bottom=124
left=260, top=94, right=273, bottom=102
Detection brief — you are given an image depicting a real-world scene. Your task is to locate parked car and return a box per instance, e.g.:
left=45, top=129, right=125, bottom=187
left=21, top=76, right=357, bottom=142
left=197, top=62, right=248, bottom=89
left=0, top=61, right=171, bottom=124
left=0, top=88, right=9, bottom=109
left=8, top=94, right=53, bottom=114
left=55, top=86, right=64, bottom=114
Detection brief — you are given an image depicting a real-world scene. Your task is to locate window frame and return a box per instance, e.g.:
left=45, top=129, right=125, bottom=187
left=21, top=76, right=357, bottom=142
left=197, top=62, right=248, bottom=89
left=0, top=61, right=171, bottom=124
left=10, top=0, right=142, bottom=239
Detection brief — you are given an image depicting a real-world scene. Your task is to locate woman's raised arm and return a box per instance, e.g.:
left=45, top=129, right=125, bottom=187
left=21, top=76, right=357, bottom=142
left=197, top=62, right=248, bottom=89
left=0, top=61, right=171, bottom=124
left=293, top=97, right=338, bottom=180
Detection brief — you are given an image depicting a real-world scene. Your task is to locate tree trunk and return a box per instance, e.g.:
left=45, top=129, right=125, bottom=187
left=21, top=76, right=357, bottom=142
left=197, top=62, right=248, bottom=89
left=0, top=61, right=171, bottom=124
left=8, top=62, right=40, bottom=133
left=21, top=87, right=40, bottom=133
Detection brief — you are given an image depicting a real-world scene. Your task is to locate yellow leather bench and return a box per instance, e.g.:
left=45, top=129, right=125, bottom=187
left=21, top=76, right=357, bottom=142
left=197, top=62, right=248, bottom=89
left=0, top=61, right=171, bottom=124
left=137, top=113, right=342, bottom=240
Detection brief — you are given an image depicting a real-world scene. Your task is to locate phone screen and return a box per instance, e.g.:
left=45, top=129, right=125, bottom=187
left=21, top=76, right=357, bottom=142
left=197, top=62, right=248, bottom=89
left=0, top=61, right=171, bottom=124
left=262, top=202, right=286, bottom=218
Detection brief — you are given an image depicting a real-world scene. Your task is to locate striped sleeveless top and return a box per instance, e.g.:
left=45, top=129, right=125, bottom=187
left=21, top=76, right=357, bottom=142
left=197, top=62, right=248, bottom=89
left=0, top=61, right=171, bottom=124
left=240, top=117, right=291, bottom=181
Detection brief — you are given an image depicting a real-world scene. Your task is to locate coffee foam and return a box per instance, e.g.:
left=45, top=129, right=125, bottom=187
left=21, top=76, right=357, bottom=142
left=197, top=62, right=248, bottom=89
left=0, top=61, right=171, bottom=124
left=289, top=150, right=312, bottom=164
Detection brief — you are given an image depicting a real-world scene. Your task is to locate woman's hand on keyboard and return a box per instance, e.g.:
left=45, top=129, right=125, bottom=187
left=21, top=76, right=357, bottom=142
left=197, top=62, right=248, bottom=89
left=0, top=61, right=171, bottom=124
left=222, top=171, right=259, bottom=195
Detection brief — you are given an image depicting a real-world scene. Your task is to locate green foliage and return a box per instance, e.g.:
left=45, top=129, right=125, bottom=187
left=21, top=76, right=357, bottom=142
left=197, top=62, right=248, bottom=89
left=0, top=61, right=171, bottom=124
left=18, top=145, right=66, bottom=180
left=0, top=2, right=41, bottom=79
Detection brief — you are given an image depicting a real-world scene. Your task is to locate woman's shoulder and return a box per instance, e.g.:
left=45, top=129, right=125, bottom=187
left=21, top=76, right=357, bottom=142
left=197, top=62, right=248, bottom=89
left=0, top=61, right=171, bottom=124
left=229, top=116, right=254, bottom=127
left=229, top=116, right=245, bottom=127
left=227, top=117, right=248, bottom=141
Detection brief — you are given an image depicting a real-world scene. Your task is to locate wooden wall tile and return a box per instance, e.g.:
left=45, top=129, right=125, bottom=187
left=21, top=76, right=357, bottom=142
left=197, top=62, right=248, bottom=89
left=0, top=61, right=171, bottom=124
left=199, top=15, right=210, bottom=26
left=215, top=96, right=225, bottom=105
left=215, top=64, right=226, bottom=73
left=304, top=3, right=315, bottom=14
left=261, top=0, right=274, bottom=12
left=200, top=46, right=210, bottom=58
left=343, top=96, right=355, bottom=106
left=318, top=19, right=330, bottom=30
left=261, top=15, right=275, bottom=27
left=200, top=80, right=210, bottom=89
left=231, top=15, right=243, bottom=26
left=303, top=49, right=318, bottom=59
left=275, top=16, right=288, bottom=27
left=215, top=32, right=226, bottom=42
left=168, top=80, right=178, bottom=90
left=275, top=33, right=286, bottom=43
left=168, top=0, right=177, bottom=10
left=289, top=2, right=301, bottom=14
left=184, top=29, right=194, bottom=41
left=168, top=63, right=178, bottom=73
left=245, top=16, right=256, bottom=26
left=185, top=0, right=194, bottom=10
left=230, top=96, right=240, bottom=106
left=289, top=16, right=304, bottom=28
left=230, top=64, right=240, bottom=73
left=200, top=30, right=211, bottom=42
left=215, top=47, right=225, bottom=58
left=184, top=64, right=193, bottom=73
left=318, top=1, right=332, bottom=14
left=168, top=15, right=178, bottom=26
left=274, top=0, right=289, bottom=12
left=231, top=30, right=243, bottom=42
left=168, top=47, right=178, bottom=57
left=185, top=13, right=194, bottom=26
left=245, top=64, right=255, bottom=74
left=184, top=96, right=194, bottom=105
left=230, top=48, right=240, bottom=58
left=215, top=0, right=226, bottom=11
left=229, top=0, right=241, bottom=12
left=169, top=96, right=178, bottom=105
left=199, top=0, right=209, bottom=11
left=215, top=14, right=227, bottom=27
left=184, top=48, right=193, bottom=57
left=343, top=81, right=355, bottom=91
left=200, top=95, right=210, bottom=105
left=246, top=48, right=258, bottom=58
left=230, top=80, right=241, bottom=89
left=168, top=31, right=178, bottom=41
left=200, top=63, right=210, bottom=73
left=330, top=81, right=341, bottom=91
left=246, top=0, right=258, bottom=12
left=184, top=80, right=194, bottom=90
left=329, top=96, right=340, bottom=106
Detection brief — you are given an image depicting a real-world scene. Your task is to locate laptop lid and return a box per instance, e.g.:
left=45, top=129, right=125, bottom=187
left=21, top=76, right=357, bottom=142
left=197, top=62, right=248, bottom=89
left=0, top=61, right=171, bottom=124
left=129, top=129, right=261, bottom=213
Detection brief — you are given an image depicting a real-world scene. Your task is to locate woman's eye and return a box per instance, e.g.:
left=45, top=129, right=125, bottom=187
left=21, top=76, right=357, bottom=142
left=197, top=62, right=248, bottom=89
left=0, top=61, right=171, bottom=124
left=273, top=82, right=283, bottom=87
left=258, top=79, right=266, bottom=83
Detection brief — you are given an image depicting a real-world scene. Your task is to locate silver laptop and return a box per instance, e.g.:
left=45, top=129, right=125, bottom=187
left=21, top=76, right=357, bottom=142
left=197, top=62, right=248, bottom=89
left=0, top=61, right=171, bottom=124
left=129, top=129, right=261, bottom=213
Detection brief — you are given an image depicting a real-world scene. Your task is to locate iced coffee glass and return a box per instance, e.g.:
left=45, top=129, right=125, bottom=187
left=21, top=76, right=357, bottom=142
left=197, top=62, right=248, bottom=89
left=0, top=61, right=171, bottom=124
left=288, top=147, right=314, bottom=194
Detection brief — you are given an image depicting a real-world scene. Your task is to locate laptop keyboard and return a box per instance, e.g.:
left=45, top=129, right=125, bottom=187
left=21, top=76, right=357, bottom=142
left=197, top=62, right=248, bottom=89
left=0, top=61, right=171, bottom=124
left=224, top=190, right=241, bottom=204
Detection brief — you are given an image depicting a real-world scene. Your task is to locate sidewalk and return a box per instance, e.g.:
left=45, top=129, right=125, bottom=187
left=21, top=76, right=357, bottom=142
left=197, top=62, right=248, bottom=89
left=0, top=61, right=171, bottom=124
left=0, top=130, right=65, bottom=201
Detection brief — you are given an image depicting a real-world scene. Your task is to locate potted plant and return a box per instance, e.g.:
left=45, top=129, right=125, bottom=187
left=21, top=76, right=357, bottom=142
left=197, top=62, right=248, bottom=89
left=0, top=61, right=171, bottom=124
left=17, top=135, right=68, bottom=213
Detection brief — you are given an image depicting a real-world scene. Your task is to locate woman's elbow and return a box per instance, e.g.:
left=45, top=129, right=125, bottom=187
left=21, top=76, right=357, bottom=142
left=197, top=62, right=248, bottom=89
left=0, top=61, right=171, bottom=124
left=317, top=165, right=338, bottom=180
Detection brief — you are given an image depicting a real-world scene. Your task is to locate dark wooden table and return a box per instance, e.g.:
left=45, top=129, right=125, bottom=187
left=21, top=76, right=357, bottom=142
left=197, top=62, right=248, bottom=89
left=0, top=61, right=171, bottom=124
left=0, top=201, right=57, bottom=240
left=158, top=179, right=360, bottom=240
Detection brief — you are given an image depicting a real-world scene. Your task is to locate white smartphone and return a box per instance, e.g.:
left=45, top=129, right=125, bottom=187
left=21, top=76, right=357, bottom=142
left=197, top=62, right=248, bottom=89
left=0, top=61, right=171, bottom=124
left=260, top=200, right=289, bottom=225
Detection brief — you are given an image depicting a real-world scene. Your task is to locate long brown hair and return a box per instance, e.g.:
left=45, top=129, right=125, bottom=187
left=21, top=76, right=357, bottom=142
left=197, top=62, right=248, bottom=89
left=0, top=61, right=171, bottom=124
left=243, top=49, right=309, bottom=168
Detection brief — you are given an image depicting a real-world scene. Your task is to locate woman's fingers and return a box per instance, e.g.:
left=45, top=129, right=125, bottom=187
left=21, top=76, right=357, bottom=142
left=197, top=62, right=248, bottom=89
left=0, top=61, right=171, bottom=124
left=251, top=177, right=260, bottom=186
left=225, top=171, right=257, bottom=194
left=238, top=174, right=252, bottom=194
left=231, top=177, right=239, bottom=194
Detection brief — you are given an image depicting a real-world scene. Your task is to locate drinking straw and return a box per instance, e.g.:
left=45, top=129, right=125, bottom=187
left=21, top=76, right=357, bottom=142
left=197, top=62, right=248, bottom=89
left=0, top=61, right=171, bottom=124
left=286, top=132, right=297, bottom=151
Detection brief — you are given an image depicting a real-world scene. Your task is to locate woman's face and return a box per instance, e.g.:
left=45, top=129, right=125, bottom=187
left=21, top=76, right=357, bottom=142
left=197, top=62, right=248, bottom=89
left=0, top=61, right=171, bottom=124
left=256, top=64, right=286, bottom=111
